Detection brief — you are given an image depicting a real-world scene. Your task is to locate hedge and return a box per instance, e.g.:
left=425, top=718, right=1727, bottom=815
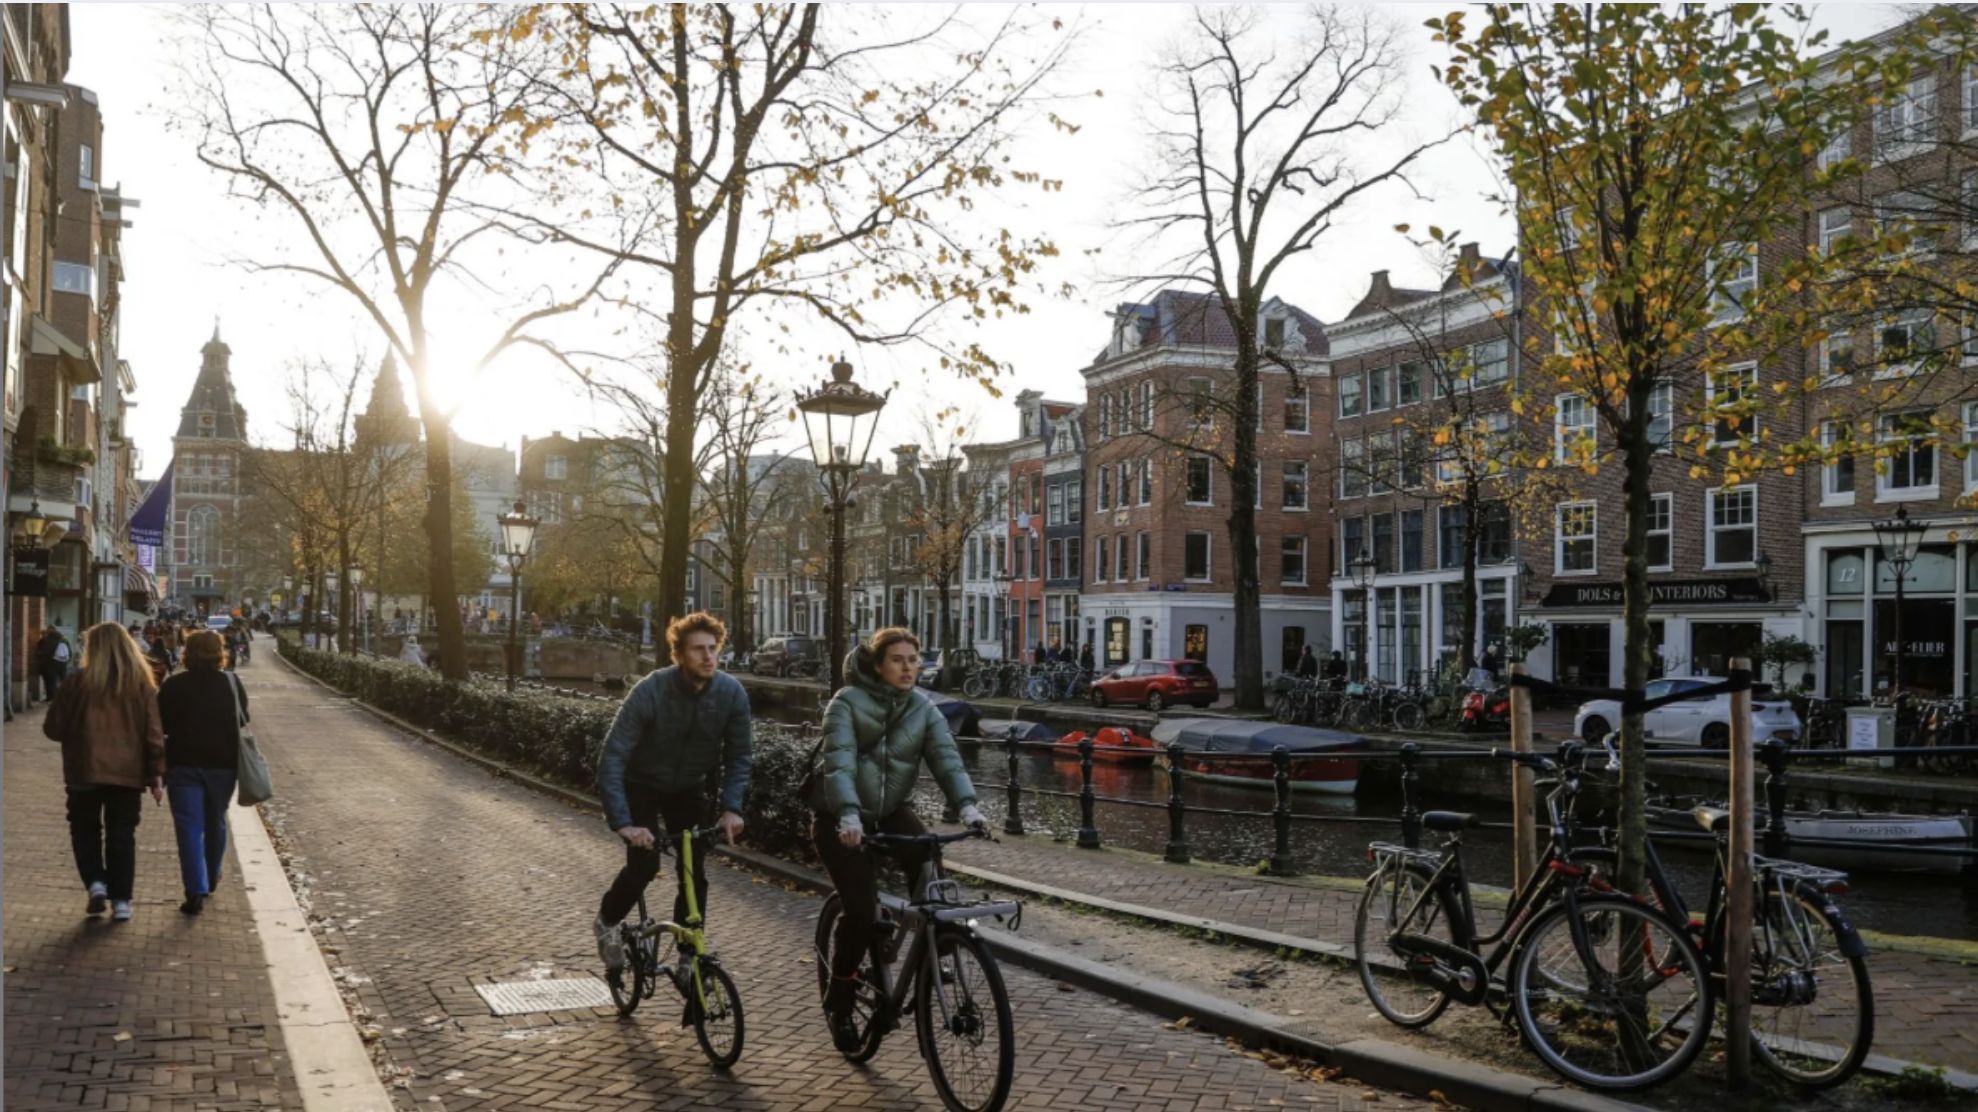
left=276, top=636, right=822, bottom=862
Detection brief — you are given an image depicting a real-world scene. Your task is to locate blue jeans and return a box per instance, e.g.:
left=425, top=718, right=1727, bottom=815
left=165, top=767, right=236, bottom=899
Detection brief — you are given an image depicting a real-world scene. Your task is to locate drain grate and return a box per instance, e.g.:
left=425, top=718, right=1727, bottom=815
left=474, top=978, right=615, bottom=1016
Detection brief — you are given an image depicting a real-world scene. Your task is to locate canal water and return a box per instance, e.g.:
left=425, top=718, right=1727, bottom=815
left=731, top=701, right=1978, bottom=938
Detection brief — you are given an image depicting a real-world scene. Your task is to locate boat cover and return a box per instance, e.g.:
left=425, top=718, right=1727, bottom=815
left=972, top=717, right=1058, bottom=743
left=1150, top=718, right=1360, bottom=754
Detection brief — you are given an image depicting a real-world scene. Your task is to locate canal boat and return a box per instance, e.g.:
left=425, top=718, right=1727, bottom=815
left=1052, top=726, right=1159, bottom=766
left=1647, top=796, right=1973, bottom=874
left=924, top=692, right=982, bottom=741
left=970, top=718, right=1059, bottom=744
left=1150, top=719, right=1362, bottom=795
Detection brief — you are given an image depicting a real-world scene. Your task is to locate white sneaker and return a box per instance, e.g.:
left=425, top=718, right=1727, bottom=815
left=595, top=916, right=624, bottom=972
left=110, top=900, right=132, bottom=923
left=86, top=882, right=107, bottom=916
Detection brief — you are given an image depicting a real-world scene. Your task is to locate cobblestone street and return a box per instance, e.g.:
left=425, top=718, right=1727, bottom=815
left=252, top=657, right=1414, bottom=1110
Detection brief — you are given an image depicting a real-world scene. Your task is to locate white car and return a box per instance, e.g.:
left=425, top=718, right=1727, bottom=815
left=1574, top=675, right=1801, bottom=749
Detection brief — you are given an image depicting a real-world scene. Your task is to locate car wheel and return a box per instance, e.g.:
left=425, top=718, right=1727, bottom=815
left=1146, top=689, right=1166, bottom=712
left=1580, top=716, right=1611, bottom=745
left=1702, top=723, right=1730, bottom=749
left=1090, top=688, right=1107, bottom=708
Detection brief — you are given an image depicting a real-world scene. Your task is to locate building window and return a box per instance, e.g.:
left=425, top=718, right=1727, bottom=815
left=1818, top=206, right=1852, bottom=255
left=1093, top=535, right=1110, bottom=584
left=1967, top=66, right=1978, bottom=133
left=1113, top=533, right=1128, bottom=581
left=1047, top=483, right=1064, bottom=526
left=1877, top=309, right=1935, bottom=377
left=52, top=261, right=94, bottom=298
left=1709, top=243, right=1757, bottom=323
left=1264, top=316, right=1286, bottom=350
left=1367, top=432, right=1395, bottom=495
left=1555, top=393, right=1595, bottom=462
left=1067, top=479, right=1083, bottom=522
left=1339, top=439, right=1365, bottom=499
left=1480, top=502, right=1511, bottom=563
left=1878, top=411, right=1936, bottom=496
left=1708, top=361, right=1757, bottom=446
left=1822, top=419, right=1856, bottom=503
left=1816, top=123, right=1852, bottom=171
left=1139, top=381, right=1154, bottom=429
left=1367, top=366, right=1390, bottom=411
left=1183, top=532, right=1212, bottom=581
left=1341, top=516, right=1364, bottom=575
left=1875, top=189, right=1940, bottom=246
left=1400, top=510, right=1424, bottom=573
left=1398, top=360, right=1423, bottom=405
left=545, top=454, right=568, bottom=480
left=1876, top=73, right=1936, bottom=157
left=1066, top=537, right=1083, bottom=580
left=1047, top=538, right=1063, bottom=579
left=1647, top=493, right=1673, bottom=571
left=1471, top=338, right=1509, bottom=387
left=1818, top=326, right=1855, bottom=384
left=1185, top=624, right=1209, bottom=661
left=1185, top=455, right=1213, bottom=504
left=1282, top=536, right=1307, bottom=586
left=1136, top=531, right=1150, bottom=580
left=1706, top=486, right=1757, bottom=567
left=186, top=505, right=220, bottom=566
left=1187, top=377, right=1215, bottom=427
left=1646, top=380, right=1672, bottom=452
left=1285, top=382, right=1309, bottom=433
left=1282, top=461, right=1308, bottom=510
left=1098, top=395, right=1112, bottom=439
left=1096, top=465, right=1111, bottom=510
left=1339, top=373, right=1362, bottom=417
left=1372, top=513, right=1395, bottom=573
left=1138, top=458, right=1152, bottom=505
left=1557, top=502, right=1596, bottom=575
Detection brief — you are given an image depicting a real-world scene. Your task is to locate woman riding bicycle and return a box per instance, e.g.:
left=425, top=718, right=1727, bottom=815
left=813, top=627, right=987, bottom=1052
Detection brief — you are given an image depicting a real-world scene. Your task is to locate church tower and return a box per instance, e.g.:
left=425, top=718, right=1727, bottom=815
left=355, top=352, right=421, bottom=449
left=167, top=325, right=248, bottom=613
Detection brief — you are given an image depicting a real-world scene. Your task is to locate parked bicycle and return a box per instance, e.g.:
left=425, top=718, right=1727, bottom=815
left=1354, top=741, right=1712, bottom=1090
left=606, top=825, right=746, bottom=1069
left=814, top=828, right=1021, bottom=1112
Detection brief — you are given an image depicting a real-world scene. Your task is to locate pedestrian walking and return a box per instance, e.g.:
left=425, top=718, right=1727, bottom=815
left=1296, top=644, right=1319, bottom=679
left=1078, top=641, right=1095, bottom=673
left=157, top=631, right=245, bottom=916
left=41, top=623, right=165, bottom=923
left=35, top=626, right=71, bottom=703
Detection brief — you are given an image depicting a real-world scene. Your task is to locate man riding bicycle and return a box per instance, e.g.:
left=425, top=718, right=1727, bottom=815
left=595, top=612, right=752, bottom=975
left=812, top=627, right=987, bottom=1052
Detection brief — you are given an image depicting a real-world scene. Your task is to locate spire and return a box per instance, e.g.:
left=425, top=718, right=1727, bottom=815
left=357, top=350, right=419, bottom=446
left=211, top=317, right=220, bottom=344
left=180, top=327, right=246, bottom=441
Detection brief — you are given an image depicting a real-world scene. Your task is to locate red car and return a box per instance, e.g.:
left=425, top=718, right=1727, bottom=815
left=1089, top=660, right=1220, bottom=711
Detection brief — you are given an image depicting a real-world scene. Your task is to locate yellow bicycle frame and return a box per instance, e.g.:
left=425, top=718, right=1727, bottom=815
left=640, top=828, right=715, bottom=1013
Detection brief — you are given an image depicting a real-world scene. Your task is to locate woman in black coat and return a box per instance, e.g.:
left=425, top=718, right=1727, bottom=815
left=157, top=631, right=246, bottom=915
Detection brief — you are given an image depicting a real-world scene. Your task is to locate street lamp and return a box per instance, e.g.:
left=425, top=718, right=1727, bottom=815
left=497, top=500, right=540, bottom=693
left=796, top=356, right=889, bottom=690
left=994, top=571, right=1015, bottom=662
left=348, top=563, right=366, bottom=654
left=1872, top=504, right=1927, bottom=696
left=325, top=572, right=339, bottom=651
left=20, top=499, right=47, bottom=548
left=1348, top=547, right=1377, bottom=683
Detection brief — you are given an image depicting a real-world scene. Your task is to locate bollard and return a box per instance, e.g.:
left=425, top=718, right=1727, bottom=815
left=1003, top=731, right=1026, bottom=836
left=1508, top=663, right=1537, bottom=891
left=1076, top=737, right=1101, bottom=849
left=1269, top=746, right=1295, bottom=876
left=1399, top=742, right=1422, bottom=850
left=1725, top=658, right=1756, bottom=1088
left=1760, top=738, right=1791, bottom=859
left=1164, top=743, right=1191, bottom=864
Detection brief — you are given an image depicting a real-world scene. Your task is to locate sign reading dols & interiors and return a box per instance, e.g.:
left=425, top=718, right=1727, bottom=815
left=1540, top=578, right=1771, bottom=609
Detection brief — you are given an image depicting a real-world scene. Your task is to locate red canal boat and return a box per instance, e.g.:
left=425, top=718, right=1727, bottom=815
left=1052, top=726, right=1159, bottom=766
left=1150, top=719, right=1361, bottom=795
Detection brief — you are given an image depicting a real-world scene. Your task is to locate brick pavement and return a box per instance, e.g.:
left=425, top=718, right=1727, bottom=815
left=255, top=660, right=1414, bottom=1110
left=945, top=825, right=1978, bottom=1077
left=4, top=706, right=302, bottom=1111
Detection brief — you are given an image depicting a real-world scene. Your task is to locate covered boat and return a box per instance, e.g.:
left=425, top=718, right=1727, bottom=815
left=1053, top=726, right=1158, bottom=765
left=1648, top=797, right=1972, bottom=874
left=925, top=692, right=982, bottom=741
left=970, top=718, right=1058, bottom=745
left=1149, top=719, right=1362, bottom=794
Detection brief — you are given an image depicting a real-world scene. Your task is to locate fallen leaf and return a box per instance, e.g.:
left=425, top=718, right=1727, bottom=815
left=113, top=1032, right=132, bottom=1042
left=1165, top=1015, right=1194, bottom=1030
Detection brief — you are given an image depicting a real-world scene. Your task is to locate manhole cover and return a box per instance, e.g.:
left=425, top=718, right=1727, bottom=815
left=474, top=978, right=615, bottom=1016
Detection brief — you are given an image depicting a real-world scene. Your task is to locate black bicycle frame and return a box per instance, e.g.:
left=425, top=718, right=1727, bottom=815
left=861, top=838, right=1020, bottom=1032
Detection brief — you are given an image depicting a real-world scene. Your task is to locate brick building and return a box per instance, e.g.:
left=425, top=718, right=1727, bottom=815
left=165, top=328, right=247, bottom=614
left=1079, top=290, right=1332, bottom=681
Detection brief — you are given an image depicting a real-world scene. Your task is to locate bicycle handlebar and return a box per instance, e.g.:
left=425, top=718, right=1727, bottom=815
left=864, top=828, right=991, bottom=848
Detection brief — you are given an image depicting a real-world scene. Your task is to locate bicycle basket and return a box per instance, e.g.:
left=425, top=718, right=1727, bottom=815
left=1367, top=841, right=1444, bottom=870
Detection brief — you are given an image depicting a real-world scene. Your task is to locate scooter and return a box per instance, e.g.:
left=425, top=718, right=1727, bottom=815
left=1458, top=685, right=1511, bottom=732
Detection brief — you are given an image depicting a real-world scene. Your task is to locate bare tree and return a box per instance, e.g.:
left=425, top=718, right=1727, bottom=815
left=696, top=375, right=799, bottom=654
left=900, top=411, right=1000, bottom=654
left=1119, top=6, right=1443, bottom=710
left=180, top=4, right=622, bottom=679
left=518, top=4, right=1077, bottom=628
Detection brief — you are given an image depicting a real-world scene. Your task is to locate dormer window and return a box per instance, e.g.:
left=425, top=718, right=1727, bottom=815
left=1264, top=317, right=1286, bottom=350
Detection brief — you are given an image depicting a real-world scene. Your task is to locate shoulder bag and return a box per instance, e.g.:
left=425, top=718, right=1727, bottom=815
left=230, top=673, right=275, bottom=805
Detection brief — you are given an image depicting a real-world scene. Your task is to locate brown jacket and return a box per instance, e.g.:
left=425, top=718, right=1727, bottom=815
left=43, top=682, right=165, bottom=789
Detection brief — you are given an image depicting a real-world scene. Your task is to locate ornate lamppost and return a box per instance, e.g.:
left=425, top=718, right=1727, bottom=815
left=1872, top=505, right=1926, bottom=696
left=796, top=357, right=889, bottom=691
left=348, top=563, right=367, bottom=654
left=497, top=500, right=540, bottom=692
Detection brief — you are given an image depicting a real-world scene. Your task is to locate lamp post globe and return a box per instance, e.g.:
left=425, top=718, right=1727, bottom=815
left=796, top=357, right=889, bottom=690
left=1872, top=504, right=1928, bottom=697
left=496, top=500, right=540, bottom=692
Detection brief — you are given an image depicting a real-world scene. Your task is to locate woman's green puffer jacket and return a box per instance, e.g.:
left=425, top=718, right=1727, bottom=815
left=818, top=646, right=976, bottom=822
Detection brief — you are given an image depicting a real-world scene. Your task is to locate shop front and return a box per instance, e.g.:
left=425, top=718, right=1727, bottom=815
left=1808, top=535, right=1967, bottom=699
left=1522, top=577, right=1795, bottom=688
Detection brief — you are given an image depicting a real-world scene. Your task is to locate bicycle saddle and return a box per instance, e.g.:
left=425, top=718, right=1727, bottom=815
left=1692, top=805, right=1732, bottom=834
left=1422, top=810, right=1481, bottom=832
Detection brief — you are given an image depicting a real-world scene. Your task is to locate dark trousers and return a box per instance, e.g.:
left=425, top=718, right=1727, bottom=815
left=598, top=785, right=710, bottom=927
left=68, top=786, right=143, bottom=900
left=813, top=808, right=931, bottom=985
left=39, top=662, right=66, bottom=702
left=166, top=767, right=236, bottom=898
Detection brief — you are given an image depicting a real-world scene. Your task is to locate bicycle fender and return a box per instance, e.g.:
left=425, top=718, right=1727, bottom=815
left=1796, top=882, right=1869, bottom=959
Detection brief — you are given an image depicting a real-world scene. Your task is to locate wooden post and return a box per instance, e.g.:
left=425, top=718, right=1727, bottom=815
left=1508, top=662, right=1536, bottom=892
left=1726, top=657, right=1755, bottom=1088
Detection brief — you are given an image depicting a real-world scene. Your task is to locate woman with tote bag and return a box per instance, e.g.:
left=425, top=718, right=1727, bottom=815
left=157, top=630, right=259, bottom=915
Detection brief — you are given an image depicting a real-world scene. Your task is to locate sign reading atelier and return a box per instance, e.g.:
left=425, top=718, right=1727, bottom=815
left=1540, top=578, right=1771, bottom=609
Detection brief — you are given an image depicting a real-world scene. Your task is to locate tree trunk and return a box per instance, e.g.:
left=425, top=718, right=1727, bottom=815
left=407, top=344, right=468, bottom=681
left=336, top=538, right=352, bottom=655
left=1617, top=388, right=1655, bottom=899
left=1228, top=341, right=1264, bottom=712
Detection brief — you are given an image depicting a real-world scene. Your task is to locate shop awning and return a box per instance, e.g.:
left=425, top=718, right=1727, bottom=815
left=127, top=461, right=172, bottom=547
left=123, top=562, right=160, bottom=602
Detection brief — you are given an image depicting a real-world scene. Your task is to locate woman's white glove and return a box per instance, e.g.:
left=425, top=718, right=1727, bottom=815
left=837, top=812, right=864, bottom=848
left=959, top=803, right=989, bottom=833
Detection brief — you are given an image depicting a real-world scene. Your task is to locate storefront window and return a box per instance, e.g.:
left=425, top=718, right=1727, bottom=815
left=1401, top=590, right=1423, bottom=686
left=1692, top=622, right=1762, bottom=678
left=1343, top=591, right=1367, bottom=680
left=1877, top=544, right=1955, bottom=594
left=1376, top=587, right=1398, bottom=683
left=1827, top=550, right=1865, bottom=595
left=1184, top=624, right=1208, bottom=662
left=1552, top=623, right=1611, bottom=688
left=1874, top=598, right=1955, bottom=696
left=1105, top=618, right=1129, bottom=666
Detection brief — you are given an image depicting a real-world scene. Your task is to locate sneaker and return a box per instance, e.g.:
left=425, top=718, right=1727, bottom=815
left=180, top=895, right=205, bottom=916
left=110, top=901, right=132, bottom=923
left=86, top=882, right=107, bottom=916
left=594, top=916, right=624, bottom=973
left=827, top=1006, right=863, bottom=1053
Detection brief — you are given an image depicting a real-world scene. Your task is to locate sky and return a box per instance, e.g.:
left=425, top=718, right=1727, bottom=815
left=66, top=2, right=1908, bottom=482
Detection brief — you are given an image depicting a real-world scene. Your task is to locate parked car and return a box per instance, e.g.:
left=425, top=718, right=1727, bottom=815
left=1574, top=675, right=1801, bottom=749
left=205, top=615, right=235, bottom=632
left=751, top=635, right=821, bottom=678
left=1089, top=659, right=1220, bottom=711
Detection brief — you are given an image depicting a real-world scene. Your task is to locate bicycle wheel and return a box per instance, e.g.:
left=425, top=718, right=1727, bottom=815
left=915, top=929, right=1015, bottom=1112
left=1273, top=694, right=1295, bottom=723
left=610, top=929, right=650, bottom=1017
left=690, top=958, right=747, bottom=1070
left=1748, top=888, right=1874, bottom=1089
left=813, top=894, right=887, bottom=1062
left=1510, top=895, right=1711, bottom=1091
left=1353, top=861, right=1463, bottom=1028
left=1024, top=675, right=1051, bottom=702
left=963, top=672, right=993, bottom=700
left=1392, top=701, right=1426, bottom=733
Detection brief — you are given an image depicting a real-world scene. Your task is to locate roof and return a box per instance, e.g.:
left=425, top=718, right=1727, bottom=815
left=1097, top=289, right=1329, bottom=363
left=175, top=325, right=247, bottom=441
